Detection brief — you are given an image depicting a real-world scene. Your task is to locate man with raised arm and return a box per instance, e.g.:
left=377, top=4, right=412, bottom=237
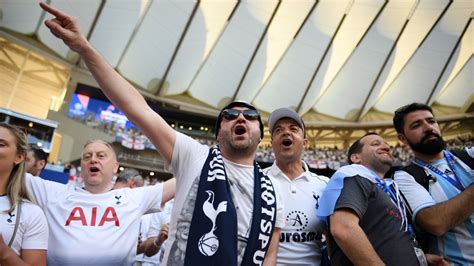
left=40, top=3, right=283, bottom=265
left=393, top=103, right=473, bottom=264
left=25, top=139, right=175, bottom=265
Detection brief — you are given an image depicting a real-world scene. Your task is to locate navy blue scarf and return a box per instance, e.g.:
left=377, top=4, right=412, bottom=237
left=184, top=146, right=277, bottom=265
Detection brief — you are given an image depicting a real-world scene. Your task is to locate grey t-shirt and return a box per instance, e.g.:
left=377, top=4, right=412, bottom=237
left=330, top=176, right=419, bottom=266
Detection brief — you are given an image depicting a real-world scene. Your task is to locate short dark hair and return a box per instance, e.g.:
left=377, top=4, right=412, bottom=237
left=347, top=132, right=379, bottom=164
left=29, top=145, right=49, bottom=163
left=393, top=103, right=433, bottom=134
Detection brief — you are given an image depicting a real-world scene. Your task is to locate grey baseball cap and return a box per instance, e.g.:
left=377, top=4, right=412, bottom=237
left=268, top=107, right=305, bottom=135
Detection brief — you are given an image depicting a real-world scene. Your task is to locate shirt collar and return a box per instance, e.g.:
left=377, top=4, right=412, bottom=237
left=269, top=160, right=311, bottom=182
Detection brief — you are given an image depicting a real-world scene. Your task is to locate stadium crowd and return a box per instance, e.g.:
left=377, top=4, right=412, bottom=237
left=61, top=112, right=474, bottom=171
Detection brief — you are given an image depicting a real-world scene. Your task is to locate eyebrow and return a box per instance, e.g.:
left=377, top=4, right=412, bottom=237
left=408, top=119, right=422, bottom=126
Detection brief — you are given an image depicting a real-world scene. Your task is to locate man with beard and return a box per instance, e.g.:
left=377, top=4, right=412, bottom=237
left=393, top=103, right=474, bottom=265
left=264, top=108, right=329, bottom=265
left=317, top=133, right=426, bottom=265
left=39, top=3, right=284, bottom=265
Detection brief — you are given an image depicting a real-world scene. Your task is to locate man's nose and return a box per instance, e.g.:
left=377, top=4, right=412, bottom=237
left=90, top=154, right=99, bottom=162
left=422, top=120, right=435, bottom=132
left=236, top=112, right=246, bottom=121
left=281, top=127, right=291, bottom=135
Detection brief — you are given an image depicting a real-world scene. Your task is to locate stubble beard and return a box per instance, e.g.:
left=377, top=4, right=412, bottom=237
left=229, top=137, right=257, bottom=154
left=367, top=152, right=393, bottom=175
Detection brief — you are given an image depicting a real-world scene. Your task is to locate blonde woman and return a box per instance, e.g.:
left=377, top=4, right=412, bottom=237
left=0, top=123, right=48, bottom=265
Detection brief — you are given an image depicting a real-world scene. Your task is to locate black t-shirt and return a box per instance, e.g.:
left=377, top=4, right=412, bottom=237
left=330, top=176, right=419, bottom=266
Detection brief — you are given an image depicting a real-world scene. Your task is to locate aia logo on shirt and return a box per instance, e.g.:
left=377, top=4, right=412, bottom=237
left=65, top=206, right=120, bottom=227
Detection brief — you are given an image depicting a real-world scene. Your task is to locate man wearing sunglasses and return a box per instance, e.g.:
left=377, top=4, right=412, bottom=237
left=40, top=3, right=284, bottom=265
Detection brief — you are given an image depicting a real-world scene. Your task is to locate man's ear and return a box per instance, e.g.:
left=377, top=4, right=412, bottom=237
left=303, top=138, right=309, bottom=147
left=14, top=154, right=25, bottom=165
left=350, top=153, right=361, bottom=164
left=397, top=133, right=408, bottom=145
left=113, top=161, right=119, bottom=174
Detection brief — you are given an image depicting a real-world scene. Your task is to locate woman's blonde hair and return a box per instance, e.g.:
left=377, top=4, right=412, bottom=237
left=0, top=123, right=33, bottom=213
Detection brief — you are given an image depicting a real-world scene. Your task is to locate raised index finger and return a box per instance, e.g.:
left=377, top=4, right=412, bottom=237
left=39, top=2, right=68, bottom=20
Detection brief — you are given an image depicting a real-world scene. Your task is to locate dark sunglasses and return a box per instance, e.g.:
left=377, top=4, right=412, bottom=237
left=221, top=109, right=260, bottom=121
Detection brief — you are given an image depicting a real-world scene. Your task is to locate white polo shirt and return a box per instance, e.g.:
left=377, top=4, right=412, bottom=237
left=265, top=161, right=329, bottom=265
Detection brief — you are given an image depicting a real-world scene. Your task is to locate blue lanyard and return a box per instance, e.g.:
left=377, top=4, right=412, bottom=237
left=373, top=175, right=415, bottom=237
left=415, top=150, right=464, bottom=192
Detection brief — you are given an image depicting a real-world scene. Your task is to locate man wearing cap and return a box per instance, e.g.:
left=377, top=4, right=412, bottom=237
left=40, top=3, right=284, bottom=265
left=265, top=107, right=329, bottom=265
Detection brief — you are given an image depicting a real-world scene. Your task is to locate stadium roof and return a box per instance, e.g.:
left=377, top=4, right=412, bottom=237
left=1, top=0, right=473, bottom=125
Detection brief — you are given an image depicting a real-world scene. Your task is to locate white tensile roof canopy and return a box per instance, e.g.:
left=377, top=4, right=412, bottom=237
left=1, top=0, right=473, bottom=125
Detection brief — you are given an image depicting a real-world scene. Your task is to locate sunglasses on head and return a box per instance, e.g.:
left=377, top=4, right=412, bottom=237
left=221, top=109, right=260, bottom=121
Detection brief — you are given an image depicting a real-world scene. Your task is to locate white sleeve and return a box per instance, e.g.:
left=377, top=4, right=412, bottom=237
left=132, top=183, right=164, bottom=214
left=170, top=133, right=209, bottom=183
left=25, top=173, right=66, bottom=208
left=147, top=212, right=166, bottom=238
left=21, top=203, right=49, bottom=250
left=393, top=171, right=436, bottom=222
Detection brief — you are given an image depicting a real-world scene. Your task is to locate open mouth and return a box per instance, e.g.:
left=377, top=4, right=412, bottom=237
left=282, top=139, right=293, bottom=147
left=90, top=166, right=100, bottom=173
left=234, top=125, right=247, bottom=135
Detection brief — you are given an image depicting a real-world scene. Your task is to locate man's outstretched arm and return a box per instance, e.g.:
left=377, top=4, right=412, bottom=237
left=40, top=2, right=176, bottom=163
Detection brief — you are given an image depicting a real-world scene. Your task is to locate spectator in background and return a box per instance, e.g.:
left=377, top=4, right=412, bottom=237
left=25, top=145, right=49, bottom=176
left=0, top=123, right=48, bottom=265
left=114, top=168, right=144, bottom=189
left=142, top=200, right=174, bottom=266
left=264, top=108, right=329, bottom=265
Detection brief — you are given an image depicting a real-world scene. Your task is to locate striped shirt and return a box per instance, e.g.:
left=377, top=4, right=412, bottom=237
left=394, top=152, right=473, bottom=265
